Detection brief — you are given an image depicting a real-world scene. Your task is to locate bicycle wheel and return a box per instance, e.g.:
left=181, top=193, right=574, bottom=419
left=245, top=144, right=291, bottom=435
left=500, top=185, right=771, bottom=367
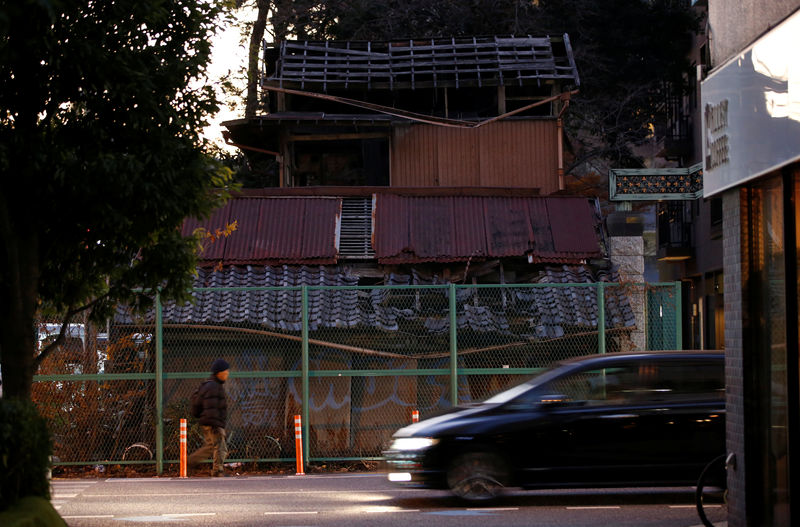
left=696, top=454, right=728, bottom=527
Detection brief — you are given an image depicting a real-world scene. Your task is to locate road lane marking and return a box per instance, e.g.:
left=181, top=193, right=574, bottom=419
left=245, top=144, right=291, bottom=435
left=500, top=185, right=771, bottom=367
left=668, top=504, right=721, bottom=509
left=105, top=478, right=160, bottom=482
left=426, top=510, right=497, bottom=516
left=61, top=515, right=115, bottom=519
left=52, top=481, right=99, bottom=510
left=115, top=516, right=184, bottom=522
left=163, top=513, right=216, bottom=517
left=82, top=489, right=423, bottom=498
left=566, top=506, right=621, bottom=510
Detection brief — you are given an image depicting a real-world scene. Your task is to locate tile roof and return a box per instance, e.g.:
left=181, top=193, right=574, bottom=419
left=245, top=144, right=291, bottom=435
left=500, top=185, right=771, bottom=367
left=117, top=265, right=635, bottom=341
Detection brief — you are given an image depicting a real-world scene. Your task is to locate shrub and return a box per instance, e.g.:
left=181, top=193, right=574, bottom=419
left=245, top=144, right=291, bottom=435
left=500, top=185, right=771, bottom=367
left=0, top=399, right=52, bottom=511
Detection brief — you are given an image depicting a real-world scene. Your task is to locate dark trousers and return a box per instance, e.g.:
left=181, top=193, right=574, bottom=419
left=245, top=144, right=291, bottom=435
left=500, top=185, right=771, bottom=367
left=188, top=426, right=228, bottom=474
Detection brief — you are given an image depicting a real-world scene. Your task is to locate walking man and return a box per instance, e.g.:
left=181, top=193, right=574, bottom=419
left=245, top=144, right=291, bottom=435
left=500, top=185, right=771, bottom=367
left=188, top=358, right=230, bottom=477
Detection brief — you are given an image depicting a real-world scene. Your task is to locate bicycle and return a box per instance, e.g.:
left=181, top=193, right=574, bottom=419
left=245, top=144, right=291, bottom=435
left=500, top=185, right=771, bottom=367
left=696, top=453, right=732, bottom=527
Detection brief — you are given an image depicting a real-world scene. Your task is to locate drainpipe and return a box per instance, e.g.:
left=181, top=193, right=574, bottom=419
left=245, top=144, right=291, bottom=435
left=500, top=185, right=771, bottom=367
left=556, top=93, right=571, bottom=192
left=557, top=117, right=565, bottom=191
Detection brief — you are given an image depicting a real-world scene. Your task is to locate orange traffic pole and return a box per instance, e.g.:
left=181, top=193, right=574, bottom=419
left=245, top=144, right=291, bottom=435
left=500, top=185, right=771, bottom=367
left=179, top=418, right=188, bottom=478
left=294, top=414, right=305, bottom=475
left=412, top=409, right=419, bottom=423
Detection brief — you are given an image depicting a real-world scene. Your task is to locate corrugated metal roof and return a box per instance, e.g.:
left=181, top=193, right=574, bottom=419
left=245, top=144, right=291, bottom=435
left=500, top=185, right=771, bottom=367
left=185, top=192, right=602, bottom=266
left=373, top=195, right=602, bottom=264
left=183, top=197, right=341, bottom=265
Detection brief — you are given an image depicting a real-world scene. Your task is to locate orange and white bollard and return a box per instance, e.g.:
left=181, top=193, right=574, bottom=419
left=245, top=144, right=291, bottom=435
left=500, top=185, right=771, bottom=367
left=294, top=414, right=305, bottom=476
left=412, top=409, right=419, bottom=423
left=179, top=418, right=188, bottom=478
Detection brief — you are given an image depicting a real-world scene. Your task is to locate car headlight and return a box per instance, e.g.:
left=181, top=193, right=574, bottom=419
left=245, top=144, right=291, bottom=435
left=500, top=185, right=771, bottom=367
left=390, top=437, right=439, bottom=451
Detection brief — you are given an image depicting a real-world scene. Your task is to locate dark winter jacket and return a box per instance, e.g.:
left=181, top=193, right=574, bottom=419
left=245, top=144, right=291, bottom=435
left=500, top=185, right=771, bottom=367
left=197, top=376, right=227, bottom=428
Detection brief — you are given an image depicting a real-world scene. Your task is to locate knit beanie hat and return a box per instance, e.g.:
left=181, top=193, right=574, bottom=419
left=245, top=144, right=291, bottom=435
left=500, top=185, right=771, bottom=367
left=211, top=358, right=230, bottom=374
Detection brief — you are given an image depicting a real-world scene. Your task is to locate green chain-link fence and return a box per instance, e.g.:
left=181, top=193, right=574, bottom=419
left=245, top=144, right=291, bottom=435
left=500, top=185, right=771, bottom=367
left=32, top=282, right=680, bottom=472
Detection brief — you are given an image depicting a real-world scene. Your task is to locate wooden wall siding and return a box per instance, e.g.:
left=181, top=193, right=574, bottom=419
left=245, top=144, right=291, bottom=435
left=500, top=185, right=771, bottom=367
left=390, top=120, right=559, bottom=192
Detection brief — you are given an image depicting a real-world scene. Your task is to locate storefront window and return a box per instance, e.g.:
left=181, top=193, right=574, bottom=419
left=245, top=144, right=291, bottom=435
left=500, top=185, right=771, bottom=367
left=747, top=175, right=790, bottom=524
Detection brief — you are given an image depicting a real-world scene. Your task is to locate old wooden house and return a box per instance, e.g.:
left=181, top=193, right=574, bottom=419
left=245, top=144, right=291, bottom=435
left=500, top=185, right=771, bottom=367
left=114, top=36, right=646, bottom=459
left=223, top=36, right=579, bottom=192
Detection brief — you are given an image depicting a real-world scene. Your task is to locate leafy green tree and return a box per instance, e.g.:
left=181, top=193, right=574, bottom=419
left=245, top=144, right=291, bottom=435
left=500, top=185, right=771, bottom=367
left=0, top=0, right=234, bottom=400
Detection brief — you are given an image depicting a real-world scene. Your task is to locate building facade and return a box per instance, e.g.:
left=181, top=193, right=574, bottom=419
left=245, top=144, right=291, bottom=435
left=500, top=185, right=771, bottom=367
left=702, top=3, right=800, bottom=525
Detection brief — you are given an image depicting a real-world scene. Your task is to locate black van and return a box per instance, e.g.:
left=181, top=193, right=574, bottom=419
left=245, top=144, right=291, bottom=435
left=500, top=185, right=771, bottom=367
left=383, top=351, right=725, bottom=501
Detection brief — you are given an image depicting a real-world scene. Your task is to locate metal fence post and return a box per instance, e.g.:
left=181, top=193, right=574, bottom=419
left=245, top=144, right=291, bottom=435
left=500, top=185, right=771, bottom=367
left=301, top=285, right=310, bottom=462
left=644, top=286, right=649, bottom=351
left=155, top=291, right=164, bottom=475
left=674, top=281, right=683, bottom=350
left=597, top=283, right=606, bottom=354
left=449, top=283, right=458, bottom=406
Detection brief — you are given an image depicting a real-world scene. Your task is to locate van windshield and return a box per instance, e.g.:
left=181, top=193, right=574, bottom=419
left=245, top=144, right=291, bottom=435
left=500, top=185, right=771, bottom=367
left=484, top=363, right=567, bottom=404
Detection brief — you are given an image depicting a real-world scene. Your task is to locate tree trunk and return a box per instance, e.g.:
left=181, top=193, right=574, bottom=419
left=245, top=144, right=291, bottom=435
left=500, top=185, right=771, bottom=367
left=245, top=0, right=270, bottom=118
left=0, top=219, right=41, bottom=401
left=1, top=11, right=46, bottom=401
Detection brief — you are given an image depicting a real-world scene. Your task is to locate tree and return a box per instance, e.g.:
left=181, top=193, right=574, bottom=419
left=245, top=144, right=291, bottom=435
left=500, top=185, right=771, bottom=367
left=235, top=0, right=337, bottom=118
left=0, top=0, right=234, bottom=400
left=531, top=0, right=700, bottom=174
left=237, top=0, right=699, bottom=177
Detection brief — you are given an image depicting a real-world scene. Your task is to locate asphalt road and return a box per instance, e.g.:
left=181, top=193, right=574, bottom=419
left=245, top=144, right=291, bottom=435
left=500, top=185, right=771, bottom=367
left=52, top=473, right=726, bottom=527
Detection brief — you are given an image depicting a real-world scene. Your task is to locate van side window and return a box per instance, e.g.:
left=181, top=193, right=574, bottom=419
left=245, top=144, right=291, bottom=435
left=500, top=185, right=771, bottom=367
left=636, top=360, right=725, bottom=402
left=584, top=365, right=641, bottom=405
left=524, top=363, right=641, bottom=406
left=511, top=358, right=723, bottom=407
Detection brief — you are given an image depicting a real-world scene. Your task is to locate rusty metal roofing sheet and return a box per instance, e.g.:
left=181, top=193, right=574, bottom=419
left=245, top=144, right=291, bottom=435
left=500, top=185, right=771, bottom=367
left=373, top=194, right=601, bottom=264
left=185, top=192, right=600, bottom=266
left=183, top=197, right=341, bottom=265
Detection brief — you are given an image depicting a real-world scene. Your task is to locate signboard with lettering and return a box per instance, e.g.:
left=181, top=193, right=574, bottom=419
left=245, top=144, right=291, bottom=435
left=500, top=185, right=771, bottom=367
left=701, top=10, right=800, bottom=196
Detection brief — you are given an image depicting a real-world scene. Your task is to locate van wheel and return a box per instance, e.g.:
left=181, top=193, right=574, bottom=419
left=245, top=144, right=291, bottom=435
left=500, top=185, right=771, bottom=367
left=447, top=452, right=507, bottom=501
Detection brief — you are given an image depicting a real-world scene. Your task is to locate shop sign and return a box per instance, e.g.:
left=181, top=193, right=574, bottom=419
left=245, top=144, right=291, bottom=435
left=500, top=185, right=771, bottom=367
left=702, top=9, right=800, bottom=196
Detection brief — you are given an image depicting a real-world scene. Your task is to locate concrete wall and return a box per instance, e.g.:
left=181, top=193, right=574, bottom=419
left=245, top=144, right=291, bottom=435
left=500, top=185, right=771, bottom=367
left=607, top=236, right=646, bottom=351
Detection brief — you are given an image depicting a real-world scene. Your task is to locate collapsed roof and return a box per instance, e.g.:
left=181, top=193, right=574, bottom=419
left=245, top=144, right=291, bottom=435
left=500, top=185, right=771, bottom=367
left=117, top=264, right=635, bottom=344
left=264, top=36, right=580, bottom=91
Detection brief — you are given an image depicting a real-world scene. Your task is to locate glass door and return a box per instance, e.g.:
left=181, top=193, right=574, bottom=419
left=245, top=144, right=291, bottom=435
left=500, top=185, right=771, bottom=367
left=746, top=174, right=791, bottom=525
